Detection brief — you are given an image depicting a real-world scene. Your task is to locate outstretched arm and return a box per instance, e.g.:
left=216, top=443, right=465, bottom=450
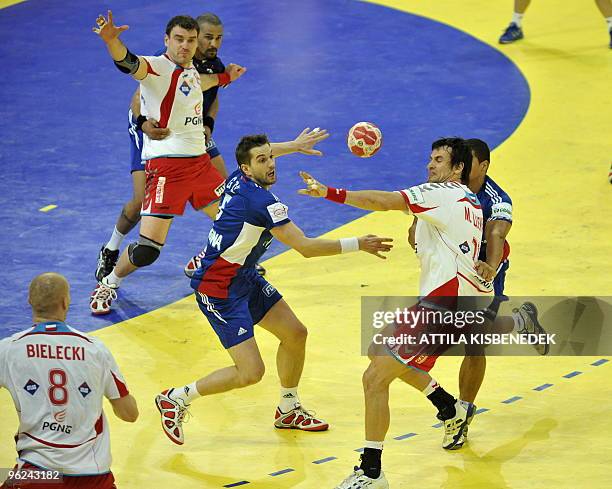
left=271, top=221, right=393, bottom=260
left=93, top=11, right=148, bottom=80
left=271, top=127, right=331, bottom=158
left=200, top=63, right=247, bottom=91
left=298, top=171, right=408, bottom=212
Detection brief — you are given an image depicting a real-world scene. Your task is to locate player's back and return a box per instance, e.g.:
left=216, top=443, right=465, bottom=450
left=192, top=170, right=290, bottom=299
left=476, top=175, right=512, bottom=263
left=0, top=321, right=127, bottom=474
left=399, top=182, right=493, bottom=297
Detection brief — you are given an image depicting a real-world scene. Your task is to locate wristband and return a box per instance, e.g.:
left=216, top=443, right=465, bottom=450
left=134, top=115, right=148, bottom=131
left=217, top=72, right=231, bottom=87
left=340, top=237, right=359, bottom=253
left=325, top=187, right=347, bottom=204
left=203, top=116, right=215, bottom=133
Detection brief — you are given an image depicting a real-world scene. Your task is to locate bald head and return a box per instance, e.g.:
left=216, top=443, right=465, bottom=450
left=29, top=273, right=70, bottom=319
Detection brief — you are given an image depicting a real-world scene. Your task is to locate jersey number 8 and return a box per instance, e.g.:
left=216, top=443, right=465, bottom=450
left=48, top=368, right=68, bottom=406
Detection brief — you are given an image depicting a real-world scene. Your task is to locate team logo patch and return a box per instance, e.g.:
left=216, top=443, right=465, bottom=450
left=194, top=102, right=202, bottom=115
left=406, top=186, right=425, bottom=205
left=266, top=202, right=289, bottom=223
left=24, top=379, right=39, bottom=395
left=78, top=382, right=92, bottom=398
left=179, top=81, right=191, bottom=96
left=263, top=283, right=277, bottom=297
left=459, top=241, right=470, bottom=254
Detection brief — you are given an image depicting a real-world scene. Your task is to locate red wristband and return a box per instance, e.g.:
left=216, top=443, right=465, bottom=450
left=325, top=187, right=347, bottom=204
left=217, top=72, right=231, bottom=87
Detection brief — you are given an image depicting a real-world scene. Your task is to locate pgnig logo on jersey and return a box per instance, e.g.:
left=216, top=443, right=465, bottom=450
left=184, top=115, right=203, bottom=126
left=42, top=421, right=72, bottom=434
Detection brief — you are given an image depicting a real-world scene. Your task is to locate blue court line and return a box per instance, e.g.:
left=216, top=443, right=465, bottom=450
left=269, top=468, right=295, bottom=477
left=563, top=371, right=582, bottom=378
left=223, top=482, right=250, bottom=488
left=312, top=456, right=337, bottom=464
left=394, top=432, right=417, bottom=441
left=354, top=447, right=365, bottom=453
left=475, top=407, right=490, bottom=414
left=533, top=383, right=553, bottom=391
left=432, top=421, right=443, bottom=428
left=591, top=359, right=609, bottom=366
left=501, top=396, right=522, bottom=404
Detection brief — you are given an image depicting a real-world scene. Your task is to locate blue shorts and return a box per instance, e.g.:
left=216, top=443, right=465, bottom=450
left=195, top=274, right=282, bottom=349
left=128, top=109, right=145, bottom=173
left=206, top=136, right=221, bottom=159
left=493, top=259, right=509, bottom=298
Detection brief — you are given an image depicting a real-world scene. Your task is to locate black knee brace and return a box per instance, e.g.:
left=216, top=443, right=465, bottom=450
left=128, top=236, right=163, bottom=267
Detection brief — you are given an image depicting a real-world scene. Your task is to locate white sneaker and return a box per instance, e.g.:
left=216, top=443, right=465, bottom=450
left=442, top=400, right=475, bottom=450
left=89, top=279, right=118, bottom=315
left=335, top=467, right=389, bottom=489
left=155, top=389, right=191, bottom=445
left=274, top=404, right=329, bottom=431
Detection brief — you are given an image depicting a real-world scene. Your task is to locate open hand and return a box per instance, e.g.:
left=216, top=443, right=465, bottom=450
left=297, top=171, right=327, bottom=198
left=93, top=10, right=129, bottom=42
left=359, top=235, right=394, bottom=259
left=293, top=127, right=330, bottom=156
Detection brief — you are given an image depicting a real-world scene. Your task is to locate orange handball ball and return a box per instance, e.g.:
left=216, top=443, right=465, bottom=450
left=347, top=122, right=382, bottom=158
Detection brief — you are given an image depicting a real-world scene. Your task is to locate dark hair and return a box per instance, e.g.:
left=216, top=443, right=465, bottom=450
left=466, top=138, right=490, bottom=165
left=196, top=13, right=223, bottom=27
left=236, top=135, right=270, bottom=167
left=431, top=137, right=472, bottom=184
left=165, top=15, right=200, bottom=36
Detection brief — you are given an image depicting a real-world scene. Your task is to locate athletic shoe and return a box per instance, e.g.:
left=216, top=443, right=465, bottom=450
left=334, top=467, right=389, bottom=489
left=462, top=402, right=477, bottom=439
left=89, top=280, right=118, bottom=315
left=499, top=23, right=524, bottom=44
left=95, top=246, right=119, bottom=281
left=274, top=404, right=329, bottom=431
left=155, top=389, right=191, bottom=445
left=442, top=400, right=475, bottom=450
left=514, top=302, right=550, bottom=355
left=255, top=263, right=266, bottom=276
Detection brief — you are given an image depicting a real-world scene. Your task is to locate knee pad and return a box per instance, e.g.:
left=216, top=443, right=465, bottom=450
left=128, top=236, right=163, bottom=267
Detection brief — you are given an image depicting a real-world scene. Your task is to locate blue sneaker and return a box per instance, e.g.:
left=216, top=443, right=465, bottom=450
left=499, top=23, right=524, bottom=44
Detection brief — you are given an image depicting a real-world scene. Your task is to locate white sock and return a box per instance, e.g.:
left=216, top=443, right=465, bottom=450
left=606, top=17, right=612, bottom=32
left=105, top=227, right=125, bottom=251
left=512, top=12, right=524, bottom=27
left=421, top=377, right=440, bottom=397
left=364, top=440, right=384, bottom=450
left=512, top=310, right=525, bottom=332
left=169, top=382, right=200, bottom=406
left=279, top=386, right=301, bottom=413
left=103, top=271, right=123, bottom=288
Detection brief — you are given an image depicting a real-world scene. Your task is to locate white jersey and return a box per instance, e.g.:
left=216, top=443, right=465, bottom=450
left=398, top=182, right=494, bottom=297
left=0, top=322, right=129, bottom=475
left=140, top=54, right=206, bottom=160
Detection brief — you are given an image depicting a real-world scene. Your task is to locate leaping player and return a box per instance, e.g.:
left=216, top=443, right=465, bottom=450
left=154, top=134, right=393, bottom=445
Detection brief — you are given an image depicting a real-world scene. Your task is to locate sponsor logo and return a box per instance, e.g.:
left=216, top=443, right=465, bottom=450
left=54, top=410, right=66, bottom=422
left=208, top=228, right=223, bottom=250
left=24, top=379, right=39, bottom=395
left=238, top=327, right=248, bottom=336
left=214, top=182, right=225, bottom=197
left=78, top=382, right=91, bottom=398
left=459, top=241, right=470, bottom=254
left=179, top=81, right=191, bottom=96
left=42, top=421, right=72, bottom=434
left=184, top=386, right=190, bottom=395
left=184, top=116, right=203, bottom=126
left=194, top=102, right=202, bottom=115
left=266, top=202, right=289, bottom=223
left=263, top=283, right=276, bottom=297
left=407, top=186, right=425, bottom=205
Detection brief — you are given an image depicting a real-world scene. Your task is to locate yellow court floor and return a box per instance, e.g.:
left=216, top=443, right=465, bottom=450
left=1, top=0, right=611, bottom=488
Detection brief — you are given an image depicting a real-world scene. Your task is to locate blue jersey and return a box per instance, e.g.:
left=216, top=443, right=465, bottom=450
left=191, top=170, right=291, bottom=298
left=476, top=175, right=512, bottom=263
left=193, top=56, right=225, bottom=116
